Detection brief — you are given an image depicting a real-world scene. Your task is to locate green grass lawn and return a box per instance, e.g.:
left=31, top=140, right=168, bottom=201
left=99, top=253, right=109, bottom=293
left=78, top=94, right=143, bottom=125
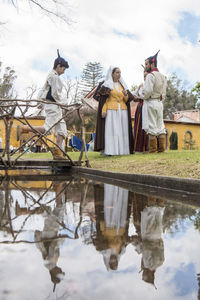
left=11, top=150, right=200, bottom=179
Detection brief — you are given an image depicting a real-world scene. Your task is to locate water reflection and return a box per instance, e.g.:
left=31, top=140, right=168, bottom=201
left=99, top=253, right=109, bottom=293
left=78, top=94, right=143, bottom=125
left=34, top=182, right=66, bottom=291
left=0, top=173, right=200, bottom=299
left=93, top=184, right=132, bottom=271
left=132, top=194, right=165, bottom=286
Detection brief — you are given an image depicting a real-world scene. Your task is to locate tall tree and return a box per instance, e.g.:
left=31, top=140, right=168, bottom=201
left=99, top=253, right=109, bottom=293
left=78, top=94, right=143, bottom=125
left=163, top=74, right=198, bottom=119
left=63, top=77, right=81, bottom=104
left=79, top=62, right=104, bottom=97
left=191, top=82, right=200, bottom=108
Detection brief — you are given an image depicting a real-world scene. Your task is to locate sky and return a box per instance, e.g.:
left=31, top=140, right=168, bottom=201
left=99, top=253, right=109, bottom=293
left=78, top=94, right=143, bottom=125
left=1, top=0, right=200, bottom=98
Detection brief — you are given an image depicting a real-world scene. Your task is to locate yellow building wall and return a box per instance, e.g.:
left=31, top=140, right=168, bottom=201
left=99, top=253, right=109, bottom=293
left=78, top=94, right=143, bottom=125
left=132, top=119, right=200, bottom=150
left=165, top=121, right=200, bottom=150
left=0, top=117, right=56, bottom=149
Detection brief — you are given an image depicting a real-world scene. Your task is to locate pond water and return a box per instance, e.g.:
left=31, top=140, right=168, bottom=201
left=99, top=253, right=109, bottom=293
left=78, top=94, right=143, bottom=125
left=0, top=170, right=200, bottom=300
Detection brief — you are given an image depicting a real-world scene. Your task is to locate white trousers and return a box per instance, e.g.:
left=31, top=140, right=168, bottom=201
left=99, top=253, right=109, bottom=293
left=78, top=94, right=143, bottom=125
left=44, top=103, right=67, bottom=137
left=104, top=183, right=129, bottom=233
left=104, top=107, right=130, bottom=155
left=142, top=100, right=165, bottom=136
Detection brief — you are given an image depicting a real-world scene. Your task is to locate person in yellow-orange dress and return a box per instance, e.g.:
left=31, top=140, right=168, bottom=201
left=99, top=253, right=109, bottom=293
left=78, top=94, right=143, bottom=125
left=94, top=66, right=134, bottom=155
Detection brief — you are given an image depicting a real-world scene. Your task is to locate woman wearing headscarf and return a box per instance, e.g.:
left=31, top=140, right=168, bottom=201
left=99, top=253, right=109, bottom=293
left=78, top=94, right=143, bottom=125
left=94, top=66, right=134, bottom=155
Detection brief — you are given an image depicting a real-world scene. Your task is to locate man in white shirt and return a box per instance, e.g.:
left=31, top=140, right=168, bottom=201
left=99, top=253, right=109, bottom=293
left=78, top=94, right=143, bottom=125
left=137, top=51, right=167, bottom=153
left=18, top=50, right=69, bottom=160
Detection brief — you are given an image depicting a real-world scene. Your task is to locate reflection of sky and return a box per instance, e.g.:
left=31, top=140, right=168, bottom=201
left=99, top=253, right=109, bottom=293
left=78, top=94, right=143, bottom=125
left=173, top=263, right=197, bottom=297
left=0, top=185, right=200, bottom=299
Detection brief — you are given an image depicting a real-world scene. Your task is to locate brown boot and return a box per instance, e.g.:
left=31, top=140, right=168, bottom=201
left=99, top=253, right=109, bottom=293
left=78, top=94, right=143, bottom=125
left=157, top=134, right=166, bottom=152
left=148, top=135, right=157, bottom=153
left=52, top=148, right=66, bottom=160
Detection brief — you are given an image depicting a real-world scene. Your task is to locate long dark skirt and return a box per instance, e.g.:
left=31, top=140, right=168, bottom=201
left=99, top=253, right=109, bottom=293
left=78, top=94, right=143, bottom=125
left=133, top=102, right=148, bottom=152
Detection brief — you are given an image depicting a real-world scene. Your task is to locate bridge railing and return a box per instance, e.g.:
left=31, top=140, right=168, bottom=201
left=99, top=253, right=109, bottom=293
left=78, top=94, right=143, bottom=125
left=0, top=98, right=92, bottom=168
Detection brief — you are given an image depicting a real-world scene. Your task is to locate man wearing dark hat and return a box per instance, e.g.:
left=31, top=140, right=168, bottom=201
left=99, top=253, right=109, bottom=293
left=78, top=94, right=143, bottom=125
left=18, top=50, right=69, bottom=160
left=138, top=51, right=167, bottom=153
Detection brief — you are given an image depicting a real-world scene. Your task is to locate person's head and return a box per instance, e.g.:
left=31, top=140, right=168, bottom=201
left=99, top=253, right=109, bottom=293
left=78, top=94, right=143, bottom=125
left=50, top=266, right=65, bottom=284
left=112, top=67, right=121, bottom=82
left=142, top=268, right=155, bottom=285
left=145, top=50, right=160, bottom=72
left=53, top=49, right=69, bottom=75
left=109, top=254, right=118, bottom=270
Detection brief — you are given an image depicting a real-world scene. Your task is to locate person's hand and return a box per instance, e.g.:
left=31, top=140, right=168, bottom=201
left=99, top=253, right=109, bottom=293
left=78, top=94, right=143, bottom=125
left=122, top=89, right=128, bottom=97
left=102, top=112, right=106, bottom=118
left=138, top=83, right=143, bottom=89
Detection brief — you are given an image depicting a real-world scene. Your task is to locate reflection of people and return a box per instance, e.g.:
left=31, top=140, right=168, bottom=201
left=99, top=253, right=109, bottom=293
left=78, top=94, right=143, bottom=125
left=0, top=129, right=2, bottom=152
left=17, top=50, right=69, bottom=160
left=34, top=182, right=66, bottom=291
left=133, top=70, right=149, bottom=152
left=132, top=194, right=165, bottom=286
left=93, top=183, right=132, bottom=270
left=94, top=66, right=134, bottom=155
left=136, top=51, right=167, bottom=153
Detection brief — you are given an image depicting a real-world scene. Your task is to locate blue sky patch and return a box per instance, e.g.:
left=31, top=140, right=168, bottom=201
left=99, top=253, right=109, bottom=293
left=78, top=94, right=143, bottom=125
left=177, top=12, right=200, bottom=44
left=172, top=263, right=198, bottom=297
left=31, top=60, right=49, bottom=73
left=113, top=29, right=138, bottom=40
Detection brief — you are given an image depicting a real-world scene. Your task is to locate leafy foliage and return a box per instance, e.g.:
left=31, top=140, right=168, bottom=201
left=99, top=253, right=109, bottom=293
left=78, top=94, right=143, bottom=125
left=164, top=74, right=198, bottom=119
left=191, top=82, right=200, bottom=108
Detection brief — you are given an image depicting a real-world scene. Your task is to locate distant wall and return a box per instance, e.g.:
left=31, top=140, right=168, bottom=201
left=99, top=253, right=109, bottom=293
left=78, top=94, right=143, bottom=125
left=0, top=117, right=56, bottom=149
left=132, top=119, right=200, bottom=150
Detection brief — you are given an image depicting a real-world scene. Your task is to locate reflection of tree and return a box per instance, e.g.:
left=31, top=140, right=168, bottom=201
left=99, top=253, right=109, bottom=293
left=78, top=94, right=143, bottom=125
left=0, top=177, right=85, bottom=291
left=0, top=179, right=20, bottom=239
left=66, top=179, right=96, bottom=244
left=163, top=203, right=196, bottom=234
left=190, top=210, right=200, bottom=232
left=0, top=176, right=95, bottom=295
left=93, top=183, right=132, bottom=271
left=197, top=273, right=200, bottom=300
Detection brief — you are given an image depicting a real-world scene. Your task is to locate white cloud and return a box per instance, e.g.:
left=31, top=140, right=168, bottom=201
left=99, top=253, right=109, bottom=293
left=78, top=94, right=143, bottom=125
left=0, top=0, right=200, bottom=97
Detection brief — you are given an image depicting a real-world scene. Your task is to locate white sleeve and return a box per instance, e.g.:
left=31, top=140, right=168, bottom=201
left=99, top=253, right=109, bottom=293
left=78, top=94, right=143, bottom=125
left=162, top=76, right=167, bottom=101
left=143, top=73, right=155, bottom=100
left=138, top=86, right=145, bottom=99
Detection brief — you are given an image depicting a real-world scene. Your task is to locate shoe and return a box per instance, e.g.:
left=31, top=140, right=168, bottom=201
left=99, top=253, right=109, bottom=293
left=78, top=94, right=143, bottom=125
left=52, top=148, right=66, bottom=160
left=157, top=134, right=166, bottom=152
left=148, top=135, right=157, bottom=153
